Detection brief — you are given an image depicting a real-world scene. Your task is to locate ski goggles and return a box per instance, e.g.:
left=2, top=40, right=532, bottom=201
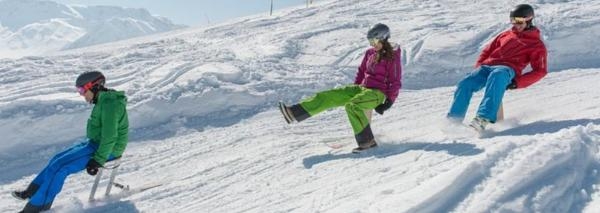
left=76, top=82, right=94, bottom=95
left=368, top=38, right=380, bottom=46
left=511, top=16, right=532, bottom=25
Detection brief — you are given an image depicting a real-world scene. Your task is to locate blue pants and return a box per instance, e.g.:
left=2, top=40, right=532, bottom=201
left=27, top=139, right=98, bottom=208
left=448, top=65, right=515, bottom=123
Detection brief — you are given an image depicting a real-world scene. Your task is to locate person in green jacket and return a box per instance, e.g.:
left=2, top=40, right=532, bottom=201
left=11, top=71, right=129, bottom=213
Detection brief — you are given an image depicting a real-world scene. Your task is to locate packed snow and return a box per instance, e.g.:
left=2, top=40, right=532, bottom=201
left=0, top=0, right=184, bottom=58
left=1, top=0, right=600, bottom=212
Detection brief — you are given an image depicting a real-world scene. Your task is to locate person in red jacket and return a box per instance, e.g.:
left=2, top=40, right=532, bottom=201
left=447, top=4, right=547, bottom=131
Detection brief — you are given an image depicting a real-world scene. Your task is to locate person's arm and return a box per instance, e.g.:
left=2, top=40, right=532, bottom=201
left=385, top=47, right=402, bottom=102
left=354, top=50, right=370, bottom=84
left=514, top=47, right=548, bottom=88
left=93, top=98, right=122, bottom=165
left=110, top=104, right=128, bottom=159
left=375, top=48, right=402, bottom=115
left=110, top=124, right=128, bottom=159
left=475, top=33, right=503, bottom=67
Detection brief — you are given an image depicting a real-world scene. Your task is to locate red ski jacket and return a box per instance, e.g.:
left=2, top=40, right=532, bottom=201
left=476, top=27, right=547, bottom=88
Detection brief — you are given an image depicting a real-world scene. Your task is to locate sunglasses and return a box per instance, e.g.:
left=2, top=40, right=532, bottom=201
left=368, top=38, right=380, bottom=46
left=511, top=16, right=531, bottom=25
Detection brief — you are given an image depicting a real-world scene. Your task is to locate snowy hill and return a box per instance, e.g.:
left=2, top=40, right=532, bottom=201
left=0, top=0, right=184, bottom=58
left=1, top=0, right=600, bottom=212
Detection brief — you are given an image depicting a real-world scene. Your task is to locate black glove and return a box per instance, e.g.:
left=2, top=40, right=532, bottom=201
left=506, top=80, right=517, bottom=90
left=86, top=159, right=102, bottom=176
left=375, top=99, right=393, bottom=115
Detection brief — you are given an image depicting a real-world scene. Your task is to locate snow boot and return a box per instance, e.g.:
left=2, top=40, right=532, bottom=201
left=278, top=102, right=295, bottom=124
left=12, top=184, right=39, bottom=201
left=469, top=116, right=490, bottom=132
left=352, top=139, right=378, bottom=153
left=12, top=191, right=29, bottom=201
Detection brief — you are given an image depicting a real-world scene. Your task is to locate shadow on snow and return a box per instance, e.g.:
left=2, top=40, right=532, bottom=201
left=302, top=141, right=484, bottom=169
left=485, top=118, right=600, bottom=138
left=84, top=200, right=139, bottom=213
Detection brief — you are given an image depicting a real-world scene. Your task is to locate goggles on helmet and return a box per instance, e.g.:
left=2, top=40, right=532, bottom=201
left=76, top=82, right=91, bottom=95
left=368, top=38, right=380, bottom=46
left=76, top=80, right=98, bottom=95
left=511, top=16, right=532, bottom=25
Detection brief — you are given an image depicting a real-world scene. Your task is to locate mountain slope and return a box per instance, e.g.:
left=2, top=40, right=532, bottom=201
left=0, top=0, right=600, bottom=212
left=0, top=0, right=184, bottom=58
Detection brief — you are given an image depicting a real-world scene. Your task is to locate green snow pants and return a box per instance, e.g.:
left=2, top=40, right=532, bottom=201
left=288, top=85, right=386, bottom=145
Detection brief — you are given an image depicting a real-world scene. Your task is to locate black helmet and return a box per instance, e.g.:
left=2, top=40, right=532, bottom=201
left=510, top=4, right=534, bottom=18
left=75, top=71, right=105, bottom=88
left=367, top=23, right=390, bottom=41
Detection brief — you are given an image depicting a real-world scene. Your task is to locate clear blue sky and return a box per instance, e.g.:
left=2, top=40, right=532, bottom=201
left=53, top=0, right=308, bottom=26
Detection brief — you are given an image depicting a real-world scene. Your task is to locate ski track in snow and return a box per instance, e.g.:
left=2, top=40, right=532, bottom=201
left=2, top=0, right=600, bottom=212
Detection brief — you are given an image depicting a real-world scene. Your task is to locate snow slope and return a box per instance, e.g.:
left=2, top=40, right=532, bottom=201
left=0, top=0, right=184, bottom=58
left=1, top=0, right=600, bottom=212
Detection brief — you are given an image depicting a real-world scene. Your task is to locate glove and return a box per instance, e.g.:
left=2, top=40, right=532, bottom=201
left=506, top=80, right=517, bottom=90
left=86, top=159, right=102, bottom=176
left=375, top=99, right=393, bottom=115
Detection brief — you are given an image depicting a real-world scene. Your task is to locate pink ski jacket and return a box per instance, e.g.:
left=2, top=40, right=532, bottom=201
left=354, top=46, right=402, bottom=102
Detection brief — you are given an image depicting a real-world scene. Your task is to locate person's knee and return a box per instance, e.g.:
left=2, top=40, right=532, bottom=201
left=313, top=92, right=324, bottom=99
left=44, top=162, right=62, bottom=174
left=55, top=168, right=72, bottom=179
left=344, top=102, right=354, bottom=109
left=345, top=102, right=361, bottom=112
left=49, top=154, right=61, bottom=162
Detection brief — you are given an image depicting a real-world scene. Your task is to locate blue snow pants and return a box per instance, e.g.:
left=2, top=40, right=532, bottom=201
left=27, top=139, right=99, bottom=208
left=447, top=65, right=515, bottom=123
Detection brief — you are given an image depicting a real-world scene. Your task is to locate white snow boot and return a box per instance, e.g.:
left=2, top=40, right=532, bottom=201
left=469, top=116, right=490, bottom=132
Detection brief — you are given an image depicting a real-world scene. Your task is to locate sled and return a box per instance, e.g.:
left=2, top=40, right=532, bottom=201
left=89, top=159, right=124, bottom=201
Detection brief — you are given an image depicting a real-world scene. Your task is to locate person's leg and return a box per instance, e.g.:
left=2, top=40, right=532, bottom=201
left=30, top=140, right=88, bottom=187
left=476, top=66, right=515, bottom=122
left=25, top=141, right=96, bottom=211
left=447, top=66, right=491, bottom=121
left=288, top=85, right=362, bottom=122
left=11, top=184, right=39, bottom=200
left=344, top=87, right=386, bottom=146
left=14, top=140, right=89, bottom=201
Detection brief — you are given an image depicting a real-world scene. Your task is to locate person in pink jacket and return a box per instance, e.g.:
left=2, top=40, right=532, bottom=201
left=279, top=23, right=402, bottom=153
